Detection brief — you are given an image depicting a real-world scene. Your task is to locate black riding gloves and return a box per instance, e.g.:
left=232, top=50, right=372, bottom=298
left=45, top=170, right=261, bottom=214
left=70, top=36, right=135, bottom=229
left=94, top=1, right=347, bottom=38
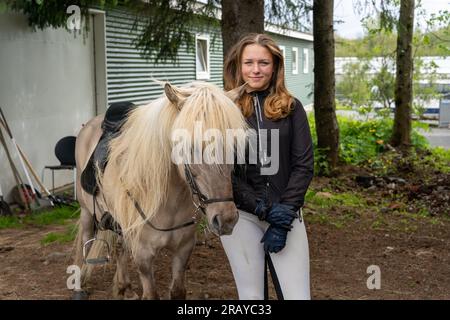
left=254, top=199, right=271, bottom=220
left=260, top=203, right=298, bottom=253
left=261, top=225, right=289, bottom=253
left=264, top=203, right=298, bottom=230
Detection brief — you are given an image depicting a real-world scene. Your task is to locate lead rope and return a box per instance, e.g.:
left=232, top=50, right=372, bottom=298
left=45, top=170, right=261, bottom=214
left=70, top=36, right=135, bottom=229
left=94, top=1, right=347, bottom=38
left=264, top=253, right=284, bottom=300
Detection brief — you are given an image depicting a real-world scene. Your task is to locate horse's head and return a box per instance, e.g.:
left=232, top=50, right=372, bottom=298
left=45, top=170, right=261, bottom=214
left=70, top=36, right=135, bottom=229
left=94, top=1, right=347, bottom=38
left=165, top=82, right=247, bottom=236
left=182, top=163, right=237, bottom=235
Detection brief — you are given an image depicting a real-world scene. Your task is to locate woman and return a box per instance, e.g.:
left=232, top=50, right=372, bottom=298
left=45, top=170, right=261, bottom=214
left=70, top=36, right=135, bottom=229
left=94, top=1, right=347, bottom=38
left=220, top=33, right=314, bottom=300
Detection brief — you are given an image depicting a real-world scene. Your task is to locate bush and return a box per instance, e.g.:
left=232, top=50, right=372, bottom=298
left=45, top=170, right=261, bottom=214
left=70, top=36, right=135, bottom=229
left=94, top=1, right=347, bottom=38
left=308, top=115, right=434, bottom=169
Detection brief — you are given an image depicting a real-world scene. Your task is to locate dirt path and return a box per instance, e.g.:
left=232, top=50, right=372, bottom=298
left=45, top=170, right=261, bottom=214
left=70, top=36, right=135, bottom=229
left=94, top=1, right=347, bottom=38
left=1, top=213, right=449, bottom=300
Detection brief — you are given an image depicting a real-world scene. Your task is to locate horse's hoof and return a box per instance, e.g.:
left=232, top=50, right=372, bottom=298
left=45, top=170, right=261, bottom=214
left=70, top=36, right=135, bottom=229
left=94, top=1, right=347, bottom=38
left=124, top=291, right=139, bottom=300
left=113, top=286, right=139, bottom=300
left=72, top=289, right=89, bottom=300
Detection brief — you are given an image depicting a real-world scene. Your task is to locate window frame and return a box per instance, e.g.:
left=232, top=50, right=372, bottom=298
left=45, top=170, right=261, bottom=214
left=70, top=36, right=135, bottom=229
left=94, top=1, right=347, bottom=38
left=195, top=34, right=210, bottom=80
left=303, top=48, right=309, bottom=74
left=292, top=47, right=299, bottom=75
left=279, top=45, right=286, bottom=73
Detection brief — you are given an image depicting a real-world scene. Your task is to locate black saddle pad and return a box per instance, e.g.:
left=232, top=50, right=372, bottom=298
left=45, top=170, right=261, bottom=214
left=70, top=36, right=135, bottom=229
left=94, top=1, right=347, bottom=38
left=102, top=101, right=136, bottom=132
left=80, top=101, right=136, bottom=196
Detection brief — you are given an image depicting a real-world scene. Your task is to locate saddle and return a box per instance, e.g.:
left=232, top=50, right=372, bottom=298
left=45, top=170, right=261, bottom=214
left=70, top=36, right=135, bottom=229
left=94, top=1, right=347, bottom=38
left=80, top=101, right=136, bottom=196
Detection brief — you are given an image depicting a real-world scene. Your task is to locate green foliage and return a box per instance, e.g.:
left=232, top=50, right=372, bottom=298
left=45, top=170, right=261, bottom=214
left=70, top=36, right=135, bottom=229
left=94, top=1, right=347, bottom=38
left=412, top=58, right=441, bottom=116
left=195, top=216, right=208, bottom=234
left=425, top=9, right=450, bottom=55
left=336, top=28, right=396, bottom=58
left=265, top=0, right=312, bottom=33
left=336, top=5, right=444, bottom=120
left=309, top=114, right=438, bottom=169
left=425, top=147, right=450, bottom=174
left=370, top=62, right=396, bottom=109
left=337, top=56, right=439, bottom=118
left=338, top=116, right=394, bottom=165
left=410, top=121, right=430, bottom=149
left=336, top=26, right=450, bottom=57
left=126, top=0, right=219, bottom=63
left=336, top=62, right=372, bottom=107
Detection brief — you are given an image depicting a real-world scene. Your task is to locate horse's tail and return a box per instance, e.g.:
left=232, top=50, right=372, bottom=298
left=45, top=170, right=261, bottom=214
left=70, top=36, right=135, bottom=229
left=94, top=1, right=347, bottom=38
left=73, top=221, right=118, bottom=285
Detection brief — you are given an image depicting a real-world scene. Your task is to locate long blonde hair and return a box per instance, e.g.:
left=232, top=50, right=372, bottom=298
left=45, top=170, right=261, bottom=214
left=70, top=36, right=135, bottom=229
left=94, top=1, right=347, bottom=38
left=100, top=81, right=247, bottom=254
left=224, top=33, right=294, bottom=120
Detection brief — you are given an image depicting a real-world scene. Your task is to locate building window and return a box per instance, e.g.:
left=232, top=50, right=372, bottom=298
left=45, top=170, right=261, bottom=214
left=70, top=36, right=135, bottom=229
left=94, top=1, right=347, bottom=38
left=303, top=48, right=309, bottom=74
left=279, top=45, right=286, bottom=72
left=292, top=47, right=298, bottom=74
left=196, top=34, right=210, bottom=80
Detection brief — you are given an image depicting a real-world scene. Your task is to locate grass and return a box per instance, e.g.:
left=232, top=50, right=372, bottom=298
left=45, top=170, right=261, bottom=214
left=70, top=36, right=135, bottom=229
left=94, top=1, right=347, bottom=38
left=0, top=203, right=80, bottom=246
left=0, top=204, right=80, bottom=230
left=306, top=190, right=366, bottom=209
left=41, top=224, right=78, bottom=246
left=0, top=215, right=23, bottom=229
left=303, top=190, right=367, bottom=229
left=426, top=147, right=450, bottom=174
left=304, top=183, right=449, bottom=232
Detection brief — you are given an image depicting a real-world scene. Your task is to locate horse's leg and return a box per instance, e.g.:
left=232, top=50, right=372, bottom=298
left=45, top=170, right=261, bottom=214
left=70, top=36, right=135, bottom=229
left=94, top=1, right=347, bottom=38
left=73, top=206, right=95, bottom=269
left=72, top=207, right=95, bottom=300
left=80, top=207, right=95, bottom=255
left=112, top=238, right=138, bottom=300
left=170, top=237, right=196, bottom=300
left=79, top=207, right=95, bottom=290
left=135, top=249, right=160, bottom=300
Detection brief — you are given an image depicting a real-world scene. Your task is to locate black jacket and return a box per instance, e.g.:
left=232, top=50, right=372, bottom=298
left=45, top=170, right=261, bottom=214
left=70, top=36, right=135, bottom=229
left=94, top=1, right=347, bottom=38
left=232, top=89, right=314, bottom=213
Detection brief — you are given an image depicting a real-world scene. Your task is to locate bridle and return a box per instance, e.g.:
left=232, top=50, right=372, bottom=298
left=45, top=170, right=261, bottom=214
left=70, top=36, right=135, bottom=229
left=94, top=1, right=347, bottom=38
left=184, top=164, right=234, bottom=214
left=127, top=164, right=234, bottom=232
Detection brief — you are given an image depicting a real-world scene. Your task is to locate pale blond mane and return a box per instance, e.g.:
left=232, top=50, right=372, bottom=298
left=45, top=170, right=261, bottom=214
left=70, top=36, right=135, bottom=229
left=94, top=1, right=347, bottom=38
left=99, top=81, right=247, bottom=251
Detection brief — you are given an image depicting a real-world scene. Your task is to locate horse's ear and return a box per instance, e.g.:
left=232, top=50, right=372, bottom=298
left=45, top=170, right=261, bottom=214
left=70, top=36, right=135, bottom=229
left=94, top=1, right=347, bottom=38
left=164, top=83, right=185, bottom=110
left=225, top=83, right=247, bottom=103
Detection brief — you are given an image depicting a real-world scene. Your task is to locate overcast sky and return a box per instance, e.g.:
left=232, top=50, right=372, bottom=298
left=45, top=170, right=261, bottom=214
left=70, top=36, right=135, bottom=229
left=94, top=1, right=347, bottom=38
left=334, top=0, right=448, bottom=39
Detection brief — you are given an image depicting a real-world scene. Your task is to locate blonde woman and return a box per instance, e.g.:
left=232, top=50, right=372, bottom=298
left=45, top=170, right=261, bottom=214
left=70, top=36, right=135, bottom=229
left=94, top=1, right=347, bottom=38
left=221, top=33, right=314, bottom=300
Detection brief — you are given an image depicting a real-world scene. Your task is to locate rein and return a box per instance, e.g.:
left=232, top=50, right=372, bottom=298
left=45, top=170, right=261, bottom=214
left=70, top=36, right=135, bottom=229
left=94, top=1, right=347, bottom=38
left=126, top=164, right=234, bottom=232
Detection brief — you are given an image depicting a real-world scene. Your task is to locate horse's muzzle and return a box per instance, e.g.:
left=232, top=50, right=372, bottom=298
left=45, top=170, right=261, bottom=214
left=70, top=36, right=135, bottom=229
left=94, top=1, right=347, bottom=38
left=210, top=211, right=238, bottom=236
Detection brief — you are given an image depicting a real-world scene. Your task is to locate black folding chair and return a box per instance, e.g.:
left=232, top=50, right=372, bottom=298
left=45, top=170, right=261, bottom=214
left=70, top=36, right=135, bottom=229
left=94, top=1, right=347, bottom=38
left=42, top=136, right=77, bottom=199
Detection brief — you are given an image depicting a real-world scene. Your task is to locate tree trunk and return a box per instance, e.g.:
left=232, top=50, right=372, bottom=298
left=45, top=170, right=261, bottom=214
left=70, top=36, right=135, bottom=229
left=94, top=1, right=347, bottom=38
left=391, top=0, right=415, bottom=148
left=313, top=0, right=340, bottom=173
left=221, top=0, right=265, bottom=58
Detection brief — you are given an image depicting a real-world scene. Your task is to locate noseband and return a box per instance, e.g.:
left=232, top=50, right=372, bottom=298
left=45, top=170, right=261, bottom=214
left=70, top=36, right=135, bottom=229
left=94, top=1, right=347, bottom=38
left=184, top=164, right=234, bottom=215
left=127, top=164, right=234, bottom=232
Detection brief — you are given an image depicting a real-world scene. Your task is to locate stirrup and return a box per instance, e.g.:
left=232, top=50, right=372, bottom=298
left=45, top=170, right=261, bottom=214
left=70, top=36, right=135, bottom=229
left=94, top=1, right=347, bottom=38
left=83, top=238, right=111, bottom=265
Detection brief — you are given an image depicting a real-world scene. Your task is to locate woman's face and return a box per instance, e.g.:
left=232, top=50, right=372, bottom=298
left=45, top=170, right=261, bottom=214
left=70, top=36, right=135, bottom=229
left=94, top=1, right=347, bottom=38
left=241, top=44, right=274, bottom=92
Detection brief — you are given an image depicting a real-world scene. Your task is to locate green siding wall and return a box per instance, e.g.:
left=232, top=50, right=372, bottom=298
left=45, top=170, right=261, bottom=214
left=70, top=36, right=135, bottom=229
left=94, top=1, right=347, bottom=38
left=105, top=10, right=313, bottom=106
left=270, top=33, right=314, bottom=106
left=105, top=10, right=224, bottom=105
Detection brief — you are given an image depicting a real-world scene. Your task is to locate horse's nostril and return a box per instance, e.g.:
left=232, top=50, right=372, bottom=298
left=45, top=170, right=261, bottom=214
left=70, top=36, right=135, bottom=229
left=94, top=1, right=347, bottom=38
left=212, top=215, right=221, bottom=234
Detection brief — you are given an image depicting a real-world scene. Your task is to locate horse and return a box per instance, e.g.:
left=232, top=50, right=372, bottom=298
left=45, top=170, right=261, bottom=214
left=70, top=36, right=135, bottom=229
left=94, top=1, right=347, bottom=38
left=73, top=81, right=248, bottom=299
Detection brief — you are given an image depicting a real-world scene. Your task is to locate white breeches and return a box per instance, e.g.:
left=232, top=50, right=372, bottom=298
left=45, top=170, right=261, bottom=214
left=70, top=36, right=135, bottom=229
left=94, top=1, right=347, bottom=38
left=220, top=209, right=310, bottom=300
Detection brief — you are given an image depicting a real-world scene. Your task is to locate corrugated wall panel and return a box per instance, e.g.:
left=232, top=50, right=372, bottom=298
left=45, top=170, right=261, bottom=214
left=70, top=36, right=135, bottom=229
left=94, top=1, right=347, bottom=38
left=105, top=10, right=224, bottom=105
left=105, top=10, right=313, bottom=107
left=270, top=33, right=314, bottom=106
